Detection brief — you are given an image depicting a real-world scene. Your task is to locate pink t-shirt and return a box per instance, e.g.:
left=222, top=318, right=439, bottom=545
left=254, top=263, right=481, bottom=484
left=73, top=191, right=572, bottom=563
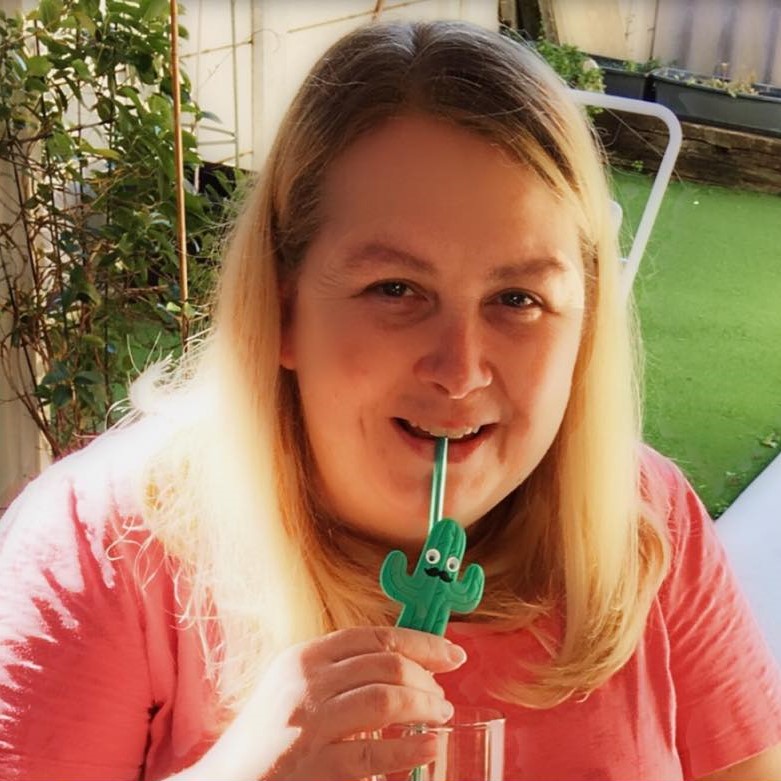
left=1, top=421, right=780, bottom=780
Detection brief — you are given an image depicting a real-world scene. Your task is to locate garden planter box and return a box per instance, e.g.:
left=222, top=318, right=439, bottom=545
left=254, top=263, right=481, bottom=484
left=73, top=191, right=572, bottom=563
left=651, top=67, right=781, bottom=138
left=592, top=55, right=652, bottom=100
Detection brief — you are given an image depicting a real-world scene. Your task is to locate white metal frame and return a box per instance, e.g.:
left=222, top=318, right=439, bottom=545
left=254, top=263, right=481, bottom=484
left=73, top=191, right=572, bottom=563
left=570, top=91, right=683, bottom=298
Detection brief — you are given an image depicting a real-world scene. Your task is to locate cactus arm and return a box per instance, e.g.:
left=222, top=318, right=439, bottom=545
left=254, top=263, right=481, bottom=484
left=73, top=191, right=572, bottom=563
left=449, top=563, right=485, bottom=613
left=379, top=550, right=415, bottom=602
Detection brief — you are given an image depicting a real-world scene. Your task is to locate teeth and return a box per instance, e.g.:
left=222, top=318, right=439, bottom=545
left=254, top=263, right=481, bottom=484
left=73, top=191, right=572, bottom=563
left=407, top=421, right=483, bottom=440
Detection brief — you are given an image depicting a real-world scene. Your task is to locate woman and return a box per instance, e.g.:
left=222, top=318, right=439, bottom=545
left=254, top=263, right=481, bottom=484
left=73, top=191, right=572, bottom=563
left=1, top=20, right=780, bottom=781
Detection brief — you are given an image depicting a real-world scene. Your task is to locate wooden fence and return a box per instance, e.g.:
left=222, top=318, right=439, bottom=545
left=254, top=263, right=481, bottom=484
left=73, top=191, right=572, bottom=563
left=548, top=0, right=781, bottom=85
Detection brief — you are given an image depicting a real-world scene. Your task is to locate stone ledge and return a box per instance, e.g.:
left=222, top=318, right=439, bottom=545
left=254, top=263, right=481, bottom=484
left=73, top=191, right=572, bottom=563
left=594, top=110, right=781, bottom=194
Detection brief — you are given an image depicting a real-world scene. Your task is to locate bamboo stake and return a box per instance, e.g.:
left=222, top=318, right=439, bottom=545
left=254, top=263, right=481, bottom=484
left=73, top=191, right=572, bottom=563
left=169, top=0, right=189, bottom=349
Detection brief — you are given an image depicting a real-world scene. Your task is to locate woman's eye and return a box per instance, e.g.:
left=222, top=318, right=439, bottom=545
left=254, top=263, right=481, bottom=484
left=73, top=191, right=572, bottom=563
left=498, top=290, right=539, bottom=308
left=371, top=281, right=413, bottom=298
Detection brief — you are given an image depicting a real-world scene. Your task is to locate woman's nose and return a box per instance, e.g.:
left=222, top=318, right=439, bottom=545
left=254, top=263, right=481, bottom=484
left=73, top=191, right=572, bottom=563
left=412, top=310, right=493, bottom=399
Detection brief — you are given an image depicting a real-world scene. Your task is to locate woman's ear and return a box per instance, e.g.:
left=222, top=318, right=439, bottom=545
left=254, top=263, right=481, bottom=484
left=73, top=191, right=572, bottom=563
left=279, top=282, right=297, bottom=370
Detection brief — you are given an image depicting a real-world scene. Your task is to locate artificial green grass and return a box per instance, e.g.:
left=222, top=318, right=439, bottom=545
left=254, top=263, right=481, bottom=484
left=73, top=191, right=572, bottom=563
left=611, top=169, right=781, bottom=517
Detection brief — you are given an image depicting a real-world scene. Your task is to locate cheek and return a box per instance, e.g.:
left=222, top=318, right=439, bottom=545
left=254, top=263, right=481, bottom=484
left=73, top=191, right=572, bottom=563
left=293, top=305, right=399, bottom=403
left=505, top=318, right=583, bottom=411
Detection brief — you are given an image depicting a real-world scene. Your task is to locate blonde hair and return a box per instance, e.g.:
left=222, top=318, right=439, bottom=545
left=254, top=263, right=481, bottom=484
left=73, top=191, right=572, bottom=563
left=136, top=20, right=670, bottom=715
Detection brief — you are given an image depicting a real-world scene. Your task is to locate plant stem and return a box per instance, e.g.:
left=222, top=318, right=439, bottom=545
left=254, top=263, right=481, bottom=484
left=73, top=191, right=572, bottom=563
left=169, top=0, right=190, bottom=349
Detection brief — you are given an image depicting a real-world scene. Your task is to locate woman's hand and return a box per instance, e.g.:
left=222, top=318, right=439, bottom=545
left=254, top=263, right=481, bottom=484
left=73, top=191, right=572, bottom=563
left=193, top=626, right=467, bottom=780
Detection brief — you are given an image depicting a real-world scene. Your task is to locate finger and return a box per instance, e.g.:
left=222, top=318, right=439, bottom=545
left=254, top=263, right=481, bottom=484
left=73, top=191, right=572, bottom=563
left=317, top=651, right=445, bottom=702
left=303, top=626, right=467, bottom=674
left=311, top=733, right=439, bottom=781
left=316, top=683, right=453, bottom=741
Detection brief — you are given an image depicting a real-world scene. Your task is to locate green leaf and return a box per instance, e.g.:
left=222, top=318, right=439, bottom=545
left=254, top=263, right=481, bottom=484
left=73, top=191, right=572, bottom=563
left=52, top=384, right=72, bottom=408
left=24, top=76, right=47, bottom=93
left=73, top=9, right=97, bottom=35
left=148, top=93, right=172, bottom=124
left=27, top=55, right=53, bottom=78
left=60, top=286, right=77, bottom=310
left=80, top=333, right=105, bottom=351
left=70, top=58, right=90, bottom=80
left=91, top=146, right=123, bottom=161
left=40, top=361, right=69, bottom=386
left=45, top=130, right=74, bottom=159
left=760, top=433, right=779, bottom=449
left=76, top=0, right=101, bottom=18
left=34, top=385, right=52, bottom=402
left=83, top=282, right=102, bottom=305
left=96, top=96, right=115, bottom=122
left=38, top=0, right=64, bottom=30
left=74, top=370, right=103, bottom=386
left=141, top=0, right=170, bottom=21
left=117, top=84, right=144, bottom=112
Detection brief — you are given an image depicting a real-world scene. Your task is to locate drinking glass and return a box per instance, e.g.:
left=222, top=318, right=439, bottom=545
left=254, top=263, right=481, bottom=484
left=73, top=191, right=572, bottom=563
left=372, top=704, right=505, bottom=781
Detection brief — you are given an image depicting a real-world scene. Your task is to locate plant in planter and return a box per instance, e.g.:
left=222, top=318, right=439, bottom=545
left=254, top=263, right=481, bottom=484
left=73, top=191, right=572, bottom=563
left=500, top=27, right=605, bottom=99
left=0, top=0, right=239, bottom=457
left=591, top=55, right=661, bottom=101
left=650, top=66, right=781, bottom=137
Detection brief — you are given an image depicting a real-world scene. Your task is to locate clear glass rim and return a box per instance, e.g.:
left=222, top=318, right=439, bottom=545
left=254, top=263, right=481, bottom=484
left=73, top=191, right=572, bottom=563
left=387, top=705, right=506, bottom=733
left=444, top=705, right=505, bottom=728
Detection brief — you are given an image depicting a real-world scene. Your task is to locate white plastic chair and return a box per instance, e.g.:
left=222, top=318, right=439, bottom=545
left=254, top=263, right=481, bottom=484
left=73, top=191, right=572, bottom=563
left=570, top=90, right=683, bottom=298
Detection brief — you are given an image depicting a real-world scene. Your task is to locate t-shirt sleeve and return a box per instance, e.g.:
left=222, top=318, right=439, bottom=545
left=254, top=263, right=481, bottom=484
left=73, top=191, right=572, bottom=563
left=655, top=455, right=781, bottom=779
left=0, top=466, right=154, bottom=781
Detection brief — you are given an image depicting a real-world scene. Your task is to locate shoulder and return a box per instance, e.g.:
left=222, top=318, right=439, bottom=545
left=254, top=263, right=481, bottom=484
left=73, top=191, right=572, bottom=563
left=0, top=417, right=215, bottom=779
left=0, top=416, right=178, bottom=591
left=636, top=448, right=781, bottom=777
left=5, top=415, right=172, bottom=520
left=638, top=444, right=697, bottom=513
left=638, top=444, right=710, bottom=555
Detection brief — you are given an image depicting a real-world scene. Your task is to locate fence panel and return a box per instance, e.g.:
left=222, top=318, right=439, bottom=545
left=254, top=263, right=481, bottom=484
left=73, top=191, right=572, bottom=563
left=550, top=0, right=781, bottom=85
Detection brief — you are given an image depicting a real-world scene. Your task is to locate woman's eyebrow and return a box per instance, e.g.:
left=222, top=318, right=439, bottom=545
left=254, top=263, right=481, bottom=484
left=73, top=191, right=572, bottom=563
left=342, top=241, right=575, bottom=279
left=342, top=243, right=436, bottom=274
left=487, top=256, right=575, bottom=281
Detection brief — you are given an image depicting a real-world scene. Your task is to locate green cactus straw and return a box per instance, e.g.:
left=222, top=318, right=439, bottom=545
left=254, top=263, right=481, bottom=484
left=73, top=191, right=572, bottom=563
left=380, top=437, right=485, bottom=780
left=381, top=437, right=485, bottom=634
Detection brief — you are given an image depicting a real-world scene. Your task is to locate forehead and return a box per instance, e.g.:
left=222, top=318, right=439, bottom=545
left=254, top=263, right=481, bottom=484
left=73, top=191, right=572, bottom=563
left=316, top=113, right=582, bottom=273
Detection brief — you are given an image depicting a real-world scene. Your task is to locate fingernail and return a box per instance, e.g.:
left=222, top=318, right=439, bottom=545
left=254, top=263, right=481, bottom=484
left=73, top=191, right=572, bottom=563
left=441, top=700, right=454, bottom=720
left=447, top=644, right=467, bottom=665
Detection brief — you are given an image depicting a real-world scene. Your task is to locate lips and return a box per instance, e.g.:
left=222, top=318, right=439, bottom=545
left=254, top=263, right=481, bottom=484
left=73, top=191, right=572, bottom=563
left=392, top=417, right=495, bottom=462
left=394, top=418, right=488, bottom=442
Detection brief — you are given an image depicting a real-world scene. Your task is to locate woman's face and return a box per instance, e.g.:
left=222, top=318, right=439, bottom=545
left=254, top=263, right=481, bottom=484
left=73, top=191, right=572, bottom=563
left=281, top=114, right=586, bottom=545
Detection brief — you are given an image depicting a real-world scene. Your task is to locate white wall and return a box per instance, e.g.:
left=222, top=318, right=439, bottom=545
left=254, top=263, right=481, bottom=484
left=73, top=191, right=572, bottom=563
left=180, top=0, right=498, bottom=170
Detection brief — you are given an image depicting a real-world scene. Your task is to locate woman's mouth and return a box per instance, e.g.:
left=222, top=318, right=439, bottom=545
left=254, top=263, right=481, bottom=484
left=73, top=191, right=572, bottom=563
left=392, top=417, right=494, bottom=461
left=395, top=418, right=484, bottom=442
